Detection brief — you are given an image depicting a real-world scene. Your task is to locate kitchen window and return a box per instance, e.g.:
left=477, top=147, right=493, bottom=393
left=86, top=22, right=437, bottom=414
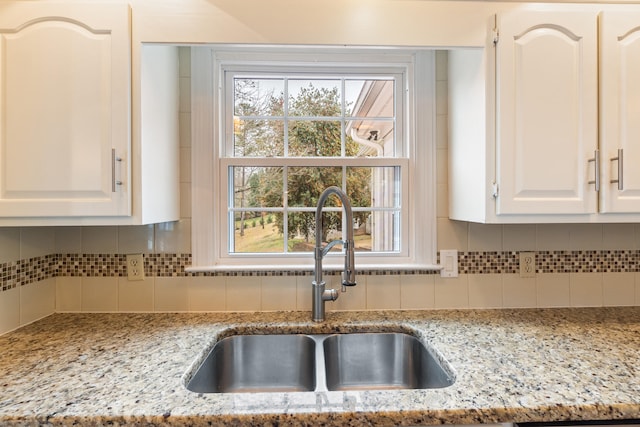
left=189, top=47, right=437, bottom=271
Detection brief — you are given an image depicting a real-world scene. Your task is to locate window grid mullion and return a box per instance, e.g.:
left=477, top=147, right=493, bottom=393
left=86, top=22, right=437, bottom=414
left=282, top=165, right=289, bottom=253
left=284, top=76, right=290, bottom=157
left=224, top=64, right=409, bottom=259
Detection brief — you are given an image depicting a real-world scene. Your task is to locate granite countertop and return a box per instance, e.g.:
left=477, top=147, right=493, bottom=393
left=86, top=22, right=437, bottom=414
left=0, top=308, right=639, bottom=426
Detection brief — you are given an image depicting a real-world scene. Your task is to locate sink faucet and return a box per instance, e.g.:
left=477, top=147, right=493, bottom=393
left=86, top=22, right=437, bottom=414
left=312, top=186, right=357, bottom=322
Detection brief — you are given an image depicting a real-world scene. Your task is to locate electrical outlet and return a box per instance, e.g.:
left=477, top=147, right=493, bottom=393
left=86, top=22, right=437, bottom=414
left=126, top=254, right=145, bottom=281
left=519, top=251, right=536, bottom=278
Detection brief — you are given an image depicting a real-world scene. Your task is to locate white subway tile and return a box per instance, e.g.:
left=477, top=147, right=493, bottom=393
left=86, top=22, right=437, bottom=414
left=502, top=274, right=537, bottom=308
left=603, top=224, right=636, bottom=250
left=56, top=277, right=82, bottom=312
left=366, top=275, right=400, bottom=310
left=155, top=219, right=191, bottom=253
left=81, top=277, right=118, bottom=312
left=20, top=227, right=55, bottom=259
left=225, top=276, right=261, bottom=311
left=0, top=228, right=20, bottom=263
left=118, top=225, right=154, bottom=254
left=179, top=76, right=191, bottom=113
left=436, top=148, right=448, bottom=185
left=154, top=277, right=189, bottom=311
left=81, top=227, right=118, bottom=254
left=502, top=225, right=536, bottom=252
left=437, top=183, right=449, bottom=219
left=468, top=274, right=503, bottom=309
left=435, top=80, right=448, bottom=115
left=570, top=272, right=603, bottom=307
left=437, top=217, right=468, bottom=252
left=178, top=46, right=191, bottom=78
left=536, top=225, right=570, bottom=250
left=118, top=277, right=154, bottom=312
left=434, top=275, right=468, bottom=309
left=296, top=275, right=313, bottom=311
left=400, top=274, right=435, bottom=310
left=468, top=223, right=502, bottom=252
left=536, top=273, right=570, bottom=307
left=180, top=182, right=192, bottom=219
left=436, top=114, right=448, bottom=150
left=329, top=275, right=366, bottom=311
left=568, top=224, right=603, bottom=251
left=261, top=276, right=297, bottom=311
left=20, top=279, right=55, bottom=324
left=55, top=227, right=82, bottom=254
left=435, top=50, right=448, bottom=81
left=188, top=276, right=226, bottom=311
left=0, top=287, right=20, bottom=335
left=603, top=272, right=635, bottom=307
left=180, top=147, right=191, bottom=183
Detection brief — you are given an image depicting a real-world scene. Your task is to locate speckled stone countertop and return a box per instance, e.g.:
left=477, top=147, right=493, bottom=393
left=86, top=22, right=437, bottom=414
left=1, top=308, right=639, bottom=426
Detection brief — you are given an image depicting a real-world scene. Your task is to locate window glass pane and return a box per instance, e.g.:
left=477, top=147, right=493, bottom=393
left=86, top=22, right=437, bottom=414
left=234, top=78, right=284, bottom=117
left=345, top=119, right=395, bottom=158
left=234, top=119, right=284, bottom=157
left=288, top=79, right=341, bottom=117
left=288, top=120, right=342, bottom=157
left=287, top=167, right=342, bottom=207
left=220, top=64, right=411, bottom=260
left=347, top=166, right=399, bottom=208
left=233, top=211, right=284, bottom=253
left=346, top=79, right=394, bottom=118
left=232, top=166, right=283, bottom=208
left=287, top=212, right=316, bottom=253
left=317, top=210, right=344, bottom=247
left=316, top=211, right=373, bottom=253
left=367, top=210, right=401, bottom=252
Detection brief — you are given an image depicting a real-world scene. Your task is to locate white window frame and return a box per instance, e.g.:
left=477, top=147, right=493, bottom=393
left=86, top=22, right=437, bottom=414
left=189, top=46, right=438, bottom=272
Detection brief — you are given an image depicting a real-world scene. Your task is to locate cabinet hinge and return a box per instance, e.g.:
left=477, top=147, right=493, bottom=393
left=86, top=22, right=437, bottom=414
left=492, top=28, right=499, bottom=45
left=491, top=182, right=499, bottom=198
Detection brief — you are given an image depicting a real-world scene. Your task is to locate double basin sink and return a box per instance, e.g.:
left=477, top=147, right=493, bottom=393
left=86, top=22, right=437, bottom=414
left=185, top=332, right=455, bottom=393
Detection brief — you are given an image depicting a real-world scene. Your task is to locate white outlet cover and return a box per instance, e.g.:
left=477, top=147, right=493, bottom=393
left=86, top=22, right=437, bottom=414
left=440, top=249, right=458, bottom=278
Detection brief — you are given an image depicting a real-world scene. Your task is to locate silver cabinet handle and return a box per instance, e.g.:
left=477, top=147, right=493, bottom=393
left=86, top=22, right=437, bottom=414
left=588, top=149, right=600, bottom=192
left=112, top=148, right=123, bottom=192
left=610, top=148, right=623, bottom=191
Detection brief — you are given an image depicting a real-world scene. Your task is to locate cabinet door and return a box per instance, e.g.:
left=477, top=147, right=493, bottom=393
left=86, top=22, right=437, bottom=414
left=0, top=3, right=130, bottom=217
left=600, top=11, right=640, bottom=213
left=495, top=10, right=598, bottom=215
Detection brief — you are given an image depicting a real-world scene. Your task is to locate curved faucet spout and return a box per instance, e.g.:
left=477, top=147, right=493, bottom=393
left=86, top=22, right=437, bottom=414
left=312, top=186, right=357, bottom=322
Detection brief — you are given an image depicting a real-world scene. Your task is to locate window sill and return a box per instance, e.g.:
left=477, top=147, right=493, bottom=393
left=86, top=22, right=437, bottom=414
left=185, top=263, right=443, bottom=274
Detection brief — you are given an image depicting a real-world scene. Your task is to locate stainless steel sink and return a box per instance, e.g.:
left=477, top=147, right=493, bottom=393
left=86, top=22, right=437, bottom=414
left=185, top=332, right=454, bottom=393
left=323, top=332, right=454, bottom=391
left=186, top=334, right=317, bottom=393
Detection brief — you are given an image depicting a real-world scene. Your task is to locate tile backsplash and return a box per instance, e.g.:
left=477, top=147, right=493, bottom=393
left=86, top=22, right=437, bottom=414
left=2, top=49, right=640, bottom=336
left=1, top=248, right=640, bottom=335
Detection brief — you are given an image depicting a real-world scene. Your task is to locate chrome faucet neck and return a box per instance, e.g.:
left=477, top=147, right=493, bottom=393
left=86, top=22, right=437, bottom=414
left=312, top=186, right=357, bottom=322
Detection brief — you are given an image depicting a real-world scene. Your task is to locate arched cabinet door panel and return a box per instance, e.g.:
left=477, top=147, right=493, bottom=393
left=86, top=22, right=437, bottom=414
left=600, top=11, right=640, bottom=213
left=495, top=10, right=598, bottom=216
left=0, top=3, right=130, bottom=217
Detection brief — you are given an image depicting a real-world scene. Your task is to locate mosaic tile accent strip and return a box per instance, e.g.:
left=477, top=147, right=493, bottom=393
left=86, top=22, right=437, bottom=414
left=2, top=250, right=640, bottom=292
left=1, top=254, right=58, bottom=292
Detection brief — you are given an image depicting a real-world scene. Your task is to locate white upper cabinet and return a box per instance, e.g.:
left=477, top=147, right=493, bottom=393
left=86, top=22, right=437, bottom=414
left=600, top=11, right=640, bottom=213
left=449, top=6, right=640, bottom=223
left=0, top=3, right=180, bottom=225
left=0, top=3, right=131, bottom=218
left=495, top=10, right=599, bottom=216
